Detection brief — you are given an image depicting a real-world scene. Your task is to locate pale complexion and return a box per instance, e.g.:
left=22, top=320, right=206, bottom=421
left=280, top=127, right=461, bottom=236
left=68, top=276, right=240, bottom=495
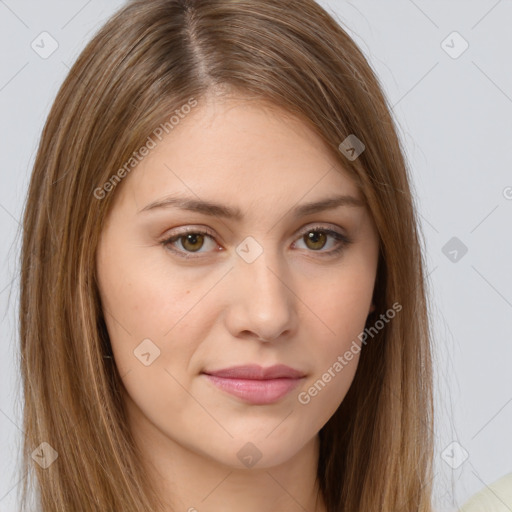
left=96, top=90, right=380, bottom=512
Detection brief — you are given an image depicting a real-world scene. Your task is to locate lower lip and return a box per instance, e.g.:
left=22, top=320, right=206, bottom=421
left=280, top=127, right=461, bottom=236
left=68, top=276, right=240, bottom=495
left=203, top=374, right=303, bottom=405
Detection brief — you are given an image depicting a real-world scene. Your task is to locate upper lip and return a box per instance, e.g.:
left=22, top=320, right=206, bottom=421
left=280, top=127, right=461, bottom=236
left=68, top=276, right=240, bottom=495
left=203, top=364, right=306, bottom=380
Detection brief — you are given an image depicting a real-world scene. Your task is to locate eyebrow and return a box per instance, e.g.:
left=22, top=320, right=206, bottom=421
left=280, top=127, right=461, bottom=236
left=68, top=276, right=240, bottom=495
left=138, top=193, right=365, bottom=219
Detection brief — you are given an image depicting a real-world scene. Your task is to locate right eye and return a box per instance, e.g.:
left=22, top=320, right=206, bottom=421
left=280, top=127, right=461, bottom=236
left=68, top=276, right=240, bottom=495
left=161, top=227, right=220, bottom=259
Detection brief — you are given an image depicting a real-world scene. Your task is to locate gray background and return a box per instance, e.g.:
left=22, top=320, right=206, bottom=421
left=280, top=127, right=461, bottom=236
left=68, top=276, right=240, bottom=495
left=1, top=1, right=511, bottom=510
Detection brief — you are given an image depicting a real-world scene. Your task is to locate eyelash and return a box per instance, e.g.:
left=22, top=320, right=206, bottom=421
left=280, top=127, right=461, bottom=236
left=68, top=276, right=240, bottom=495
left=160, top=225, right=353, bottom=260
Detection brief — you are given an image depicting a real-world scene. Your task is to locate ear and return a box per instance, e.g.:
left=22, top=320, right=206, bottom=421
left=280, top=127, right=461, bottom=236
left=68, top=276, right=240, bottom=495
left=369, top=303, right=376, bottom=314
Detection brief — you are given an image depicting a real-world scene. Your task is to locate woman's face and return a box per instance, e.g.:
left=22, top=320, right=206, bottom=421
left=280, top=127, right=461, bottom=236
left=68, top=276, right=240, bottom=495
left=96, top=92, right=380, bottom=471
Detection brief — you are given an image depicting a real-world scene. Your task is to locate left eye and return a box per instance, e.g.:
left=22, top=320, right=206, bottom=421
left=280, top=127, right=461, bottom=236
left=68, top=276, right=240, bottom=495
left=293, top=228, right=349, bottom=252
left=161, top=227, right=352, bottom=259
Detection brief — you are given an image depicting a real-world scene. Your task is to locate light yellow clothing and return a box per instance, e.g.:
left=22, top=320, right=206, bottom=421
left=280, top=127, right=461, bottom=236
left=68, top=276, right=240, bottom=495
left=458, top=472, right=512, bottom=512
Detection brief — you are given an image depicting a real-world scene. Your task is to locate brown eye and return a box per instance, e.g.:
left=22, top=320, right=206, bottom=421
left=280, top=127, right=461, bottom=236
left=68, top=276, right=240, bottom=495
left=303, top=231, right=328, bottom=251
left=293, top=227, right=352, bottom=257
left=180, top=233, right=205, bottom=252
left=161, top=228, right=218, bottom=258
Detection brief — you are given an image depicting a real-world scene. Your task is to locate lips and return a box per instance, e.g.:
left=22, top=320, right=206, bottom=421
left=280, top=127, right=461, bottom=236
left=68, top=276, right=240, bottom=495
left=202, top=364, right=306, bottom=405
left=203, top=364, right=305, bottom=380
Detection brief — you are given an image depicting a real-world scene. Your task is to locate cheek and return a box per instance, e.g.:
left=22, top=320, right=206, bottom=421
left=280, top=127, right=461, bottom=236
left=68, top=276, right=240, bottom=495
left=313, top=258, right=376, bottom=342
left=294, top=301, right=364, bottom=434
left=293, top=256, right=376, bottom=424
left=96, top=239, right=213, bottom=374
left=293, top=279, right=364, bottom=433
left=97, top=258, right=213, bottom=424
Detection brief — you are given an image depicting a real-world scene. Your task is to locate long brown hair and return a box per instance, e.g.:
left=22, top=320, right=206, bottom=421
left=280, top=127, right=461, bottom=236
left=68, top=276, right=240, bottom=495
left=18, top=0, right=434, bottom=510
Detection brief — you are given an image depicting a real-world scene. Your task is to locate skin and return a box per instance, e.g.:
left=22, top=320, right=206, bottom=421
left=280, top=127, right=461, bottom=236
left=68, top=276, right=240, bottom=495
left=96, top=90, right=380, bottom=512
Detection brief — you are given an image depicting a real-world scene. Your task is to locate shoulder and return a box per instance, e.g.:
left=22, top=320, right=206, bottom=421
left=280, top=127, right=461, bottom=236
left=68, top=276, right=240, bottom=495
left=458, top=472, right=512, bottom=512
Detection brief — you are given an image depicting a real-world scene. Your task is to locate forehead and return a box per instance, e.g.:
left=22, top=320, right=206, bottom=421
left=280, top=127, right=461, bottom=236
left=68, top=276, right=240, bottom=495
left=118, top=93, right=363, bottom=213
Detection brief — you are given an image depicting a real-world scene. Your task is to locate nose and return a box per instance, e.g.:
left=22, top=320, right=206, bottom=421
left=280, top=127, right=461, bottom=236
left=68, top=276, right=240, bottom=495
left=224, top=246, right=297, bottom=342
